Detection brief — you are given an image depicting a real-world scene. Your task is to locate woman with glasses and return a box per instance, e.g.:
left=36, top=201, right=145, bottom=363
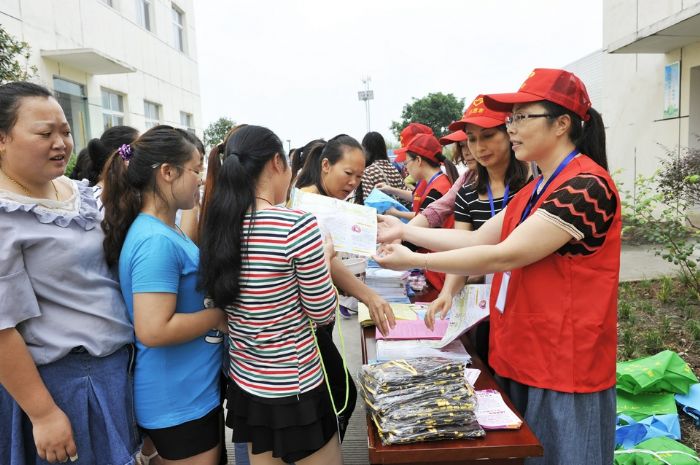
left=102, top=126, right=227, bottom=464
left=375, top=68, right=619, bottom=465
left=428, top=95, right=530, bottom=367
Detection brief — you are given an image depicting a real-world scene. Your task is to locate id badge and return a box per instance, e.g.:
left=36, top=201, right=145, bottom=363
left=494, top=271, right=510, bottom=314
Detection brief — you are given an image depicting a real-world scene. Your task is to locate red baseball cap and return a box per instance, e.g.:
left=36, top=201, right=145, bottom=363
left=483, top=68, right=592, bottom=121
left=448, top=94, right=510, bottom=131
left=439, top=130, right=467, bottom=146
left=394, top=133, right=442, bottom=163
left=399, top=122, right=433, bottom=147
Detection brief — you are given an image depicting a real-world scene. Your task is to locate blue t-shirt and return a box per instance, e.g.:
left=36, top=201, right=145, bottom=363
left=119, top=213, right=223, bottom=429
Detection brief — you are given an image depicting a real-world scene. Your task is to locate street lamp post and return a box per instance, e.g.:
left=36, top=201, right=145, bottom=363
left=357, top=76, right=373, bottom=133
left=286, top=139, right=291, bottom=153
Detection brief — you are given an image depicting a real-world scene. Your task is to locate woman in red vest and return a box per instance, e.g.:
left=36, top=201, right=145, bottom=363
left=374, top=68, right=620, bottom=465
left=381, top=133, right=455, bottom=301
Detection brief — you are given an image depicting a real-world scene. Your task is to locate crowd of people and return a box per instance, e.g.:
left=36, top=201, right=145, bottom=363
left=0, top=67, right=620, bottom=465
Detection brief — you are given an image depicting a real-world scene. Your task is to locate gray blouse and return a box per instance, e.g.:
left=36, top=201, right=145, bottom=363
left=0, top=178, right=133, bottom=365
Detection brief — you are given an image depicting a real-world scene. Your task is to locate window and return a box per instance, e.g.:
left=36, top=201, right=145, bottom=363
left=172, top=5, right=185, bottom=52
left=99, top=0, right=113, bottom=6
left=136, top=0, right=153, bottom=31
left=180, top=111, right=194, bottom=133
left=102, top=89, right=124, bottom=130
left=143, top=100, right=161, bottom=129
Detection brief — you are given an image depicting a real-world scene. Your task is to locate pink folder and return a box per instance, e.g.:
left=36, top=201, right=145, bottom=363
left=376, top=319, right=449, bottom=340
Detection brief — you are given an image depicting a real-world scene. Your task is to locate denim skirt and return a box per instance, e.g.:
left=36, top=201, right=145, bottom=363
left=0, top=345, right=140, bottom=465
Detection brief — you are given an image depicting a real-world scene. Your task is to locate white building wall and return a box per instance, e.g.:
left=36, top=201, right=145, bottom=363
left=0, top=0, right=202, bottom=151
left=599, top=0, right=700, bottom=192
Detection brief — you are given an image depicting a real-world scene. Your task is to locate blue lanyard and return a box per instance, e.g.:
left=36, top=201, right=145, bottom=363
left=486, top=183, right=510, bottom=218
left=518, top=150, right=579, bottom=224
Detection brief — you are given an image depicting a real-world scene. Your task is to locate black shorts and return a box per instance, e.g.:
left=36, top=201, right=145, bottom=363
left=141, top=406, right=222, bottom=460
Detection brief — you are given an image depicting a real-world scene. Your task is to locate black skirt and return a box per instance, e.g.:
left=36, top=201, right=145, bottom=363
left=226, top=380, right=338, bottom=463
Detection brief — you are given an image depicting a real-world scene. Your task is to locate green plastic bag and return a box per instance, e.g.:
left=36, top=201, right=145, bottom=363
left=614, top=437, right=700, bottom=465
left=617, top=391, right=677, bottom=421
left=617, top=351, right=698, bottom=395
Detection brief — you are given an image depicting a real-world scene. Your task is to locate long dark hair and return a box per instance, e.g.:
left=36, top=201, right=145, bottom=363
left=0, top=82, right=52, bottom=136
left=540, top=101, right=608, bottom=171
left=86, top=125, right=139, bottom=186
left=198, top=125, right=286, bottom=308
left=362, top=131, right=389, bottom=166
left=295, top=134, right=363, bottom=195
left=101, top=125, right=197, bottom=266
left=475, top=126, right=530, bottom=195
left=199, top=124, right=248, bottom=240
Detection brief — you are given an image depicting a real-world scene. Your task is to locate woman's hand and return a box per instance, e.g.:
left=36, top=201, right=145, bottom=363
left=377, top=214, right=404, bottom=244
left=375, top=182, right=390, bottom=193
left=425, top=291, right=453, bottom=331
left=373, top=243, right=419, bottom=271
left=31, top=405, right=78, bottom=463
left=323, top=234, right=336, bottom=267
left=364, top=292, right=396, bottom=336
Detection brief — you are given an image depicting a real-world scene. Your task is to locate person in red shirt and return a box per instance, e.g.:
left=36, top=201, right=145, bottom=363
left=374, top=68, right=619, bottom=465
left=382, top=133, right=455, bottom=301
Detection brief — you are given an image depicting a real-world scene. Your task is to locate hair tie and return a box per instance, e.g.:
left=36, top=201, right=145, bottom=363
left=117, top=144, right=133, bottom=161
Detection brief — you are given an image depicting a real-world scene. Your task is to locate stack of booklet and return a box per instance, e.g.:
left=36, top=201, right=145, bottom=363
left=365, top=263, right=410, bottom=303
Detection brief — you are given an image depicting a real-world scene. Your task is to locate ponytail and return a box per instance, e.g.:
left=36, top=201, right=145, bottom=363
left=294, top=141, right=327, bottom=192
left=88, top=125, right=139, bottom=186
left=541, top=102, right=608, bottom=171
left=578, top=108, right=607, bottom=171
left=199, top=154, right=254, bottom=307
left=436, top=153, right=459, bottom=184
left=101, top=125, right=196, bottom=266
left=198, top=125, right=285, bottom=308
left=198, top=143, right=224, bottom=240
left=101, top=151, right=141, bottom=266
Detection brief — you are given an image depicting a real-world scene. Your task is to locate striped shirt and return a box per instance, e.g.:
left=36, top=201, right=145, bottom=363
left=360, top=159, right=407, bottom=201
left=454, top=184, right=518, bottom=230
left=226, top=207, right=337, bottom=398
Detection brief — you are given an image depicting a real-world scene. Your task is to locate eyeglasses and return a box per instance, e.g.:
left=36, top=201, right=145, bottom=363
left=505, top=113, right=553, bottom=128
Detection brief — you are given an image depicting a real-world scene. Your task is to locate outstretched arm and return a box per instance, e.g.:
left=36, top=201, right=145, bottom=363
left=374, top=213, right=573, bottom=275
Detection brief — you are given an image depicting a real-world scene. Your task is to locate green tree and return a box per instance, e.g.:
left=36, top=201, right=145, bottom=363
left=390, top=92, right=464, bottom=139
left=203, top=117, right=236, bottom=149
left=0, top=25, right=37, bottom=83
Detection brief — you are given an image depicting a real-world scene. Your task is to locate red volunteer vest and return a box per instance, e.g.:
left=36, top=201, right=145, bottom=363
left=488, top=155, right=621, bottom=393
left=412, top=173, right=454, bottom=292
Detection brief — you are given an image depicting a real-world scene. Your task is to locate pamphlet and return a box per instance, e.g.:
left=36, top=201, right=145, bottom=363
left=475, top=389, right=523, bottom=430
left=432, top=284, right=490, bottom=349
left=289, top=188, right=377, bottom=256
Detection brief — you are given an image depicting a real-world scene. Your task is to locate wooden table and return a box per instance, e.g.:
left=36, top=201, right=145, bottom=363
left=361, top=326, right=543, bottom=464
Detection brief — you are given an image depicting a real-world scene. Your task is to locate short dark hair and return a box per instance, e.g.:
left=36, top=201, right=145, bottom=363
left=0, top=82, right=53, bottom=135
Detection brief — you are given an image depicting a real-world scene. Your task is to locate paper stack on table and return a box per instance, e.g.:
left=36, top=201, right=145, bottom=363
left=365, top=264, right=410, bottom=303
left=376, top=319, right=449, bottom=340
left=376, top=339, right=471, bottom=363
left=474, top=389, right=523, bottom=430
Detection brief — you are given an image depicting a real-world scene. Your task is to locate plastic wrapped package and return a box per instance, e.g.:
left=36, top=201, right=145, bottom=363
left=360, top=358, right=485, bottom=445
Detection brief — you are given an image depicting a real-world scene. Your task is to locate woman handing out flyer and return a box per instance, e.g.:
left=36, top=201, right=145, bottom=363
left=374, top=69, right=620, bottom=465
